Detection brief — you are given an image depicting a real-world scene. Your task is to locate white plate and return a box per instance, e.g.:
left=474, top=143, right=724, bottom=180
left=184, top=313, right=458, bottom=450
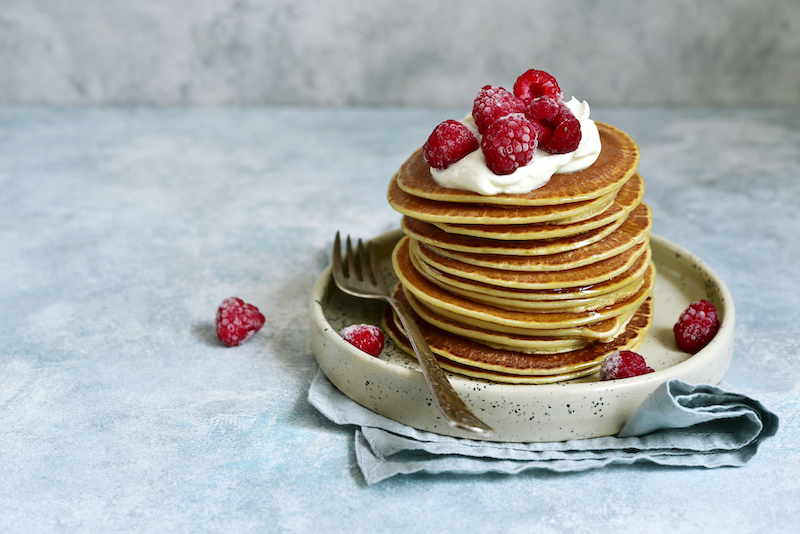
left=309, top=231, right=734, bottom=442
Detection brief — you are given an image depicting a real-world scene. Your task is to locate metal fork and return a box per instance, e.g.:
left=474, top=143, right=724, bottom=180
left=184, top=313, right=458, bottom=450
left=332, top=232, right=496, bottom=437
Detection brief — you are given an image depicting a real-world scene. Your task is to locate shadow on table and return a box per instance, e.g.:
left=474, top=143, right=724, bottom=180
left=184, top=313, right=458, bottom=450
left=192, top=321, right=220, bottom=347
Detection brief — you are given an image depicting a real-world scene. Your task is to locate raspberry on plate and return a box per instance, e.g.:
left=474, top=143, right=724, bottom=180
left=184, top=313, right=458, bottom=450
left=423, top=119, right=479, bottom=169
left=513, top=69, right=563, bottom=106
left=216, top=297, right=265, bottom=347
left=341, top=324, right=385, bottom=357
left=673, top=299, right=720, bottom=353
left=599, top=350, right=655, bottom=381
left=480, top=113, right=538, bottom=175
left=472, top=85, right=527, bottom=135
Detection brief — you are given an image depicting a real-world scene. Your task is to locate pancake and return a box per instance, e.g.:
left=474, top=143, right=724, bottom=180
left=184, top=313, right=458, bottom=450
left=396, top=238, right=655, bottom=331
left=401, top=285, right=649, bottom=353
left=407, top=235, right=651, bottom=290
left=427, top=203, right=652, bottom=272
left=402, top=287, right=589, bottom=354
left=401, top=215, right=626, bottom=256
left=383, top=294, right=654, bottom=384
left=388, top=176, right=620, bottom=225
left=401, top=266, right=653, bottom=338
left=427, top=269, right=647, bottom=313
left=432, top=172, right=644, bottom=240
left=409, top=242, right=652, bottom=301
left=394, top=122, right=640, bottom=206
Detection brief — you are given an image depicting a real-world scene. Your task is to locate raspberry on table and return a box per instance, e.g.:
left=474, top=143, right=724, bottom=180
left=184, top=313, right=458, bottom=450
left=480, top=113, right=538, bottom=175
left=423, top=119, right=479, bottom=169
left=216, top=297, right=265, bottom=347
left=341, top=324, right=385, bottom=357
left=599, top=350, right=655, bottom=381
left=513, top=69, right=563, bottom=106
left=472, top=85, right=527, bottom=134
left=673, top=299, right=720, bottom=353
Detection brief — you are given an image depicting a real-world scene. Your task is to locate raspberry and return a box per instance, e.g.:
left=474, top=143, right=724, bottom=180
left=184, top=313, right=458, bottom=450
left=527, top=95, right=562, bottom=123
left=472, top=85, right=527, bottom=135
left=480, top=113, right=538, bottom=175
left=538, top=104, right=582, bottom=154
left=513, top=69, right=563, bottom=106
left=216, top=297, right=265, bottom=347
left=423, top=119, right=479, bottom=169
left=599, top=350, right=655, bottom=381
left=673, top=299, right=720, bottom=353
left=528, top=119, right=553, bottom=147
left=341, top=324, right=385, bottom=357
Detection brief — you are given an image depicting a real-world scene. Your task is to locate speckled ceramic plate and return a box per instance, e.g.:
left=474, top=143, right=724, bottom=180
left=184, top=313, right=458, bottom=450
left=309, top=230, right=734, bottom=442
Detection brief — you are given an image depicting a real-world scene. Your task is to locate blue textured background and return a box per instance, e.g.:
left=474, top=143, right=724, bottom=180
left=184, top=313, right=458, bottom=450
left=2, top=106, right=798, bottom=531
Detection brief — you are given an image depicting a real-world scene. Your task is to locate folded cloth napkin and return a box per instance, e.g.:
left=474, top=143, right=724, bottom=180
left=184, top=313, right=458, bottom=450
left=308, top=369, right=779, bottom=485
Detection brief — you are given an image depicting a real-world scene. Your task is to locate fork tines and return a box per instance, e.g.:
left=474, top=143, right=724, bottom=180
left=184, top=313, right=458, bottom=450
left=333, top=232, right=385, bottom=291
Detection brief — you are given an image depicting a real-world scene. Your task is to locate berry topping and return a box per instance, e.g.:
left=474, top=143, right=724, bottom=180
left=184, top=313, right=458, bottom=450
left=341, top=324, right=385, bottom=357
left=480, top=113, right=538, bottom=175
left=526, top=95, right=562, bottom=123
left=216, top=297, right=265, bottom=347
left=513, top=69, right=563, bottom=106
left=472, top=85, right=527, bottom=135
left=673, top=299, right=720, bottom=353
left=536, top=104, right=582, bottom=154
left=528, top=119, right=553, bottom=147
left=423, top=119, right=479, bottom=170
left=599, top=350, right=655, bottom=381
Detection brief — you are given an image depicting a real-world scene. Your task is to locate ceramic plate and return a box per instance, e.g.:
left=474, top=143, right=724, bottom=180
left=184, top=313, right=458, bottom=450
left=309, top=230, right=734, bottom=442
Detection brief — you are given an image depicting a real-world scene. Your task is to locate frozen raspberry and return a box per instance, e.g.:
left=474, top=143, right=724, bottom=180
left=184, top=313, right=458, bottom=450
left=216, top=297, right=265, bottom=347
left=528, top=119, right=553, bottom=147
left=472, top=85, right=527, bottom=134
left=341, top=324, right=385, bottom=357
left=513, top=69, right=563, bottom=106
left=527, top=95, right=562, bottom=123
left=480, top=113, right=538, bottom=175
left=423, top=119, right=479, bottom=169
left=599, top=350, right=655, bottom=381
left=537, top=104, right=582, bottom=154
left=673, top=299, right=720, bottom=353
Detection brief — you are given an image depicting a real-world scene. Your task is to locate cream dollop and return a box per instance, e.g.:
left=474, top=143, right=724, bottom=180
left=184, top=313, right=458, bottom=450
left=429, top=97, right=601, bottom=195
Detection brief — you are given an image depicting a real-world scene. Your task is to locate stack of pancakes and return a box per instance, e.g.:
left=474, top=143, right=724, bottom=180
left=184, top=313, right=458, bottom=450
left=383, top=122, right=655, bottom=384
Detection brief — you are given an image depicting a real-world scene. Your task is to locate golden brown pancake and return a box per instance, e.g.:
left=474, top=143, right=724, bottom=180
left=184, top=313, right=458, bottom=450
left=426, top=268, right=647, bottom=313
left=409, top=242, right=652, bottom=301
left=400, top=264, right=653, bottom=338
left=401, top=215, right=626, bottom=256
left=382, top=292, right=654, bottom=384
left=403, top=288, right=590, bottom=354
left=393, top=122, right=640, bottom=206
left=388, top=177, right=619, bottom=225
left=406, top=235, right=651, bottom=290
left=426, top=203, right=652, bottom=272
left=396, top=236, right=654, bottom=324
left=431, top=172, right=644, bottom=240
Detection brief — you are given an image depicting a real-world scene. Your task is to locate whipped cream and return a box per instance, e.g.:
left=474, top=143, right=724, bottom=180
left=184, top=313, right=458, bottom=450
left=429, top=97, right=602, bottom=195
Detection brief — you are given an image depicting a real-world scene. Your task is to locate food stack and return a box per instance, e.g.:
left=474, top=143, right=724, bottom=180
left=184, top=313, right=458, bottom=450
left=383, top=70, right=655, bottom=384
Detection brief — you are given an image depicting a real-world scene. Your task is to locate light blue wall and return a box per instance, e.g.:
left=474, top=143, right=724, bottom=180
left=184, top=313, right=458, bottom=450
left=1, top=0, right=798, bottom=106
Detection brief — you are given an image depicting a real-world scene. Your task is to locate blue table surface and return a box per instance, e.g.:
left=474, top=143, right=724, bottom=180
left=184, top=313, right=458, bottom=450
left=1, top=105, right=798, bottom=533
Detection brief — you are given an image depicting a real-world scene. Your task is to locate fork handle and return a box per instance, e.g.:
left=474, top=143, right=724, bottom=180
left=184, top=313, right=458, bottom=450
left=386, top=297, right=497, bottom=437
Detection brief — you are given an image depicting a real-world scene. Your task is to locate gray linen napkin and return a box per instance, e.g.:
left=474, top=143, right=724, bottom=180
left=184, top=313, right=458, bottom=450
left=308, top=369, right=779, bottom=485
